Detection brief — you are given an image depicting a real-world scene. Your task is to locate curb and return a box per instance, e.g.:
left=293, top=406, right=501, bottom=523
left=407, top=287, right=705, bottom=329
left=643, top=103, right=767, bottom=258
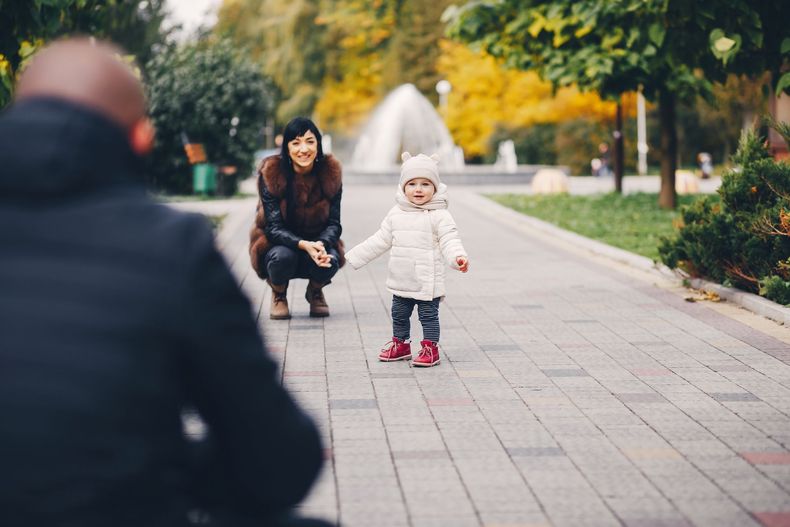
left=459, top=191, right=790, bottom=327
left=686, top=278, right=790, bottom=326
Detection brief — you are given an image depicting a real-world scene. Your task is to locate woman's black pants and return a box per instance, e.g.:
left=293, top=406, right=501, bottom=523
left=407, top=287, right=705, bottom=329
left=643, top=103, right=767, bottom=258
left=264, top=245, right=340, bottom=286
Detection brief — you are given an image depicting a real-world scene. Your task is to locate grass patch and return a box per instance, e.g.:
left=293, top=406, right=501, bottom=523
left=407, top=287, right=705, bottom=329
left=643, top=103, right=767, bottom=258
left=488, top=192, right=715, bottom=261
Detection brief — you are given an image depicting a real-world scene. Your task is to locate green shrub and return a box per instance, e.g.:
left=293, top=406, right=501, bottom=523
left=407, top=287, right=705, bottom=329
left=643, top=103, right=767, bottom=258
left=760, top=275, right=790, bottom=305
left=145, top=38, right=275, bottom=194
left=658, top=123, right=790, bottom=305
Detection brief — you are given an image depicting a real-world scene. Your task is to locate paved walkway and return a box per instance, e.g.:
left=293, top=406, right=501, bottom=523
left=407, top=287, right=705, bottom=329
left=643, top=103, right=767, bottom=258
left=193, top=184, right=790, bottom=527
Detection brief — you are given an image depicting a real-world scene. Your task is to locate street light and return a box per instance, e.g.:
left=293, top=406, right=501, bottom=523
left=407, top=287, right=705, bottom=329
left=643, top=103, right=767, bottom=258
left=436, top=80, right=452, bottom=111
left=637, top=91, right=648, bottom=176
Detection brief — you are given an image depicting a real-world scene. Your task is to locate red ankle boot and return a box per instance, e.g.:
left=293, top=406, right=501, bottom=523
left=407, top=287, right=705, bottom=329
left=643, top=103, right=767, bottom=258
left=412, top=340, right=440, bottom=367
left=379, top=337, right=412, bottom=362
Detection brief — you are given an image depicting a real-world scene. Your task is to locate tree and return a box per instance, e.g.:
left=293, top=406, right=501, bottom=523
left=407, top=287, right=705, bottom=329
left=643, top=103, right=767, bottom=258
left=216, top=0, right=456, bottom=136
left=145, top=38, right=275, bottom=194
left=315, top=0, right=455, bottom=132
left=381, top=0, right=455, bottom=101
left=447, top=0, right=790, bottom=208
left=89, top=0, right=170, bottom=68
left=0, top=0, right=170, bottom=107
left=676, top=73, right=769, bottom=166
left=313, top=0, right=398, bottom=131
left=216, top=0, right=327, bottom=124
left=436, top=39, right=626, bottom=160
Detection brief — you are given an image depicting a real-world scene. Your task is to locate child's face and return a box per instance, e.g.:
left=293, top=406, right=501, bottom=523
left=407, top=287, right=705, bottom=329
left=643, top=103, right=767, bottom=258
left=404, top=178, right=435, bottom=206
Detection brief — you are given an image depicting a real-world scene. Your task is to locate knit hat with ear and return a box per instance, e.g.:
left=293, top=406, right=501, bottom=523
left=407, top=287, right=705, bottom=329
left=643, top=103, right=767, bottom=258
left=399, top=152, right=440, bottom=191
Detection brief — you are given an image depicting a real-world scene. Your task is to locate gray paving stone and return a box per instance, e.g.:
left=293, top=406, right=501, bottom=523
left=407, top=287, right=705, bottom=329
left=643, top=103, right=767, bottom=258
left=329, top=399, right=378, bottom=410
left=507, top=447, right=565, bottom=457
left=411, top=516, right=479, bottom=527
left=616, top=393, right=668, bottom=403
left=370, top=372, right=413, bottom=379
left=622, top=519, right=693, bottom=527
left=218, top=185, right=790, bottom=525
left=709, top=392, right=762, bottom=402
left=542, top=368, right=590, bottom=377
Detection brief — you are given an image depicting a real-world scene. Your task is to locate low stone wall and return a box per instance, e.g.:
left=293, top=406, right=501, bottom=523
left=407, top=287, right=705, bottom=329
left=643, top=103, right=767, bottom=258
left=344, top=164, right=568, bottom=185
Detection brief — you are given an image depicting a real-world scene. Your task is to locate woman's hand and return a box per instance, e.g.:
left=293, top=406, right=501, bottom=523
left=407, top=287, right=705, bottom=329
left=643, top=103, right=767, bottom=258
left=299, top=240, right=333, bottom=268
left=312, top=241, right=334, bottom=267
left=456, top=256, right=469, bottom=273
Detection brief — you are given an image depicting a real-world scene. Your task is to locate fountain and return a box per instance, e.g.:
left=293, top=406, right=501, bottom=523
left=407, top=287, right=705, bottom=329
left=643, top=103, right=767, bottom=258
left=350, top=84, right=463, bottom=171
left=346, top=83, right=567, bottom=184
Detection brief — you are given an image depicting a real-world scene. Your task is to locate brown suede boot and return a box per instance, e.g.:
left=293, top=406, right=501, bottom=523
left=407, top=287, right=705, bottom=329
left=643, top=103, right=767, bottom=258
left=305, top=280, right=329, bottom=318
left=268, top=280, right=290, bottom=320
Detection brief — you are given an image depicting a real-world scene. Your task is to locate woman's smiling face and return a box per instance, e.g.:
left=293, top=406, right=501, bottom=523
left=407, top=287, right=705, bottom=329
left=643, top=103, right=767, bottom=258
left=404, top=177, right=435, bottom=205
left=287, top=130, right=318, bottom=172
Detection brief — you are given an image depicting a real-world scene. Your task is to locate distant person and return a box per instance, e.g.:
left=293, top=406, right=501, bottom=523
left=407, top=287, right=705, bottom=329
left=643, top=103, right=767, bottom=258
left=249, top=117, right=345, bottom=319
left=345, top=153, right=469, bottom=367
left=0, top=38, right=330, bottom=527
left=596, top=142, right=611, bottom=177
left=590, top=157, right=603, bottom=177
left=697, top=152, right=713, bottom=179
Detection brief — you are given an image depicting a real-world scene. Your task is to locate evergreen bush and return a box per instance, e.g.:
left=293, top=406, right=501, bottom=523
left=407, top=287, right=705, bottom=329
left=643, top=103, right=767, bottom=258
left=145, top=38, right=274, bottom=195
left=658, top=120, right=790, bottom=305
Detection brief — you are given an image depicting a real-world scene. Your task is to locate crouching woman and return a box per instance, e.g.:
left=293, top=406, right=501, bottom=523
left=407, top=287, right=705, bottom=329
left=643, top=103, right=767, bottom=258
left=249, top=117, right=344, bottom=319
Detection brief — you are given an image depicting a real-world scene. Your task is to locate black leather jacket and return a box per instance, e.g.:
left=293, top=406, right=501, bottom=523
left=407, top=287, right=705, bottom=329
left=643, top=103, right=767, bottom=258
left=260, top=180, right=343, bottom=250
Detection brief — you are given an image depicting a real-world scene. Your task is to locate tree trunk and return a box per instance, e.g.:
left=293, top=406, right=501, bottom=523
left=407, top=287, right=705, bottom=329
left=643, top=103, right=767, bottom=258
left=614, top=101, right=624, bottom=193
left=658, top=90, right=677, bottom=209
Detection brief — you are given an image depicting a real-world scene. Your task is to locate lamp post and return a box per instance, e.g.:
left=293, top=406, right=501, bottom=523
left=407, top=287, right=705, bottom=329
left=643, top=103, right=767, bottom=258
left=637, top=91, right=648, bottom=176
left=436, top=80, right=451, bottom=113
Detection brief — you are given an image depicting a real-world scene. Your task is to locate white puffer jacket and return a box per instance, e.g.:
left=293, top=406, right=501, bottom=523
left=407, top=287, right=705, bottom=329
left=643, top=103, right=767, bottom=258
left=346, top=185, right=467, bottom=301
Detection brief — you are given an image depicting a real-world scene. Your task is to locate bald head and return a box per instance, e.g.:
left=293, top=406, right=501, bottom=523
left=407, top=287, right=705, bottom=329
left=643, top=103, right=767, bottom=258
left=16, top=38, right=146, bottom=129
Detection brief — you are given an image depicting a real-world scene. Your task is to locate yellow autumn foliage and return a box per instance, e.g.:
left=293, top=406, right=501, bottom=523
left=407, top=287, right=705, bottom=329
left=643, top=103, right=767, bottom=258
left=313, top=0, right=398, bottom=132
left=437, top=40, right=633, bottom=158
left=315, top=68, right=382, bottom=132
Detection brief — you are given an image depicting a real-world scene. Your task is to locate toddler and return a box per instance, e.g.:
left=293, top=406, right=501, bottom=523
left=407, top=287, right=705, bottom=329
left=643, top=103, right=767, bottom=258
left=345, top=152, right=469, bottom=367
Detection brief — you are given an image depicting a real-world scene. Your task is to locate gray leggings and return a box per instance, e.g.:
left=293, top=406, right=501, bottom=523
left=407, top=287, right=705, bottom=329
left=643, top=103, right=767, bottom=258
left=391, top=295, right=440, bottom=343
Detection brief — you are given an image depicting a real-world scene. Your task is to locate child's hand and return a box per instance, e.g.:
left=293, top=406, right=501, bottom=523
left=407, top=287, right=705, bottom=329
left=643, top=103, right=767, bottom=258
left=456, top=256, right=469, bottom=273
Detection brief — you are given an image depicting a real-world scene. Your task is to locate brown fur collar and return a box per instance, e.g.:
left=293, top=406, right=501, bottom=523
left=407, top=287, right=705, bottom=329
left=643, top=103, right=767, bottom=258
left=249, top=154, right=344, bottom=280
left=258, top=154, right=342, bottom=200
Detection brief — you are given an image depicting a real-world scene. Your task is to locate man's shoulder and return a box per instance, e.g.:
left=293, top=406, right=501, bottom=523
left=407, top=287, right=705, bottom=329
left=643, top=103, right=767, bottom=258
left=147, top=200, right=214, bottom=244
left=102, top=193, right=214, bottom=256
left=115, top=193, right=210, bottom=228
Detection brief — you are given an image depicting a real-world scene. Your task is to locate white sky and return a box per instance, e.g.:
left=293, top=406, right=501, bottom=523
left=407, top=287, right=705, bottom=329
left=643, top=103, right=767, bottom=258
left=165, top=0, right=222, bottom=39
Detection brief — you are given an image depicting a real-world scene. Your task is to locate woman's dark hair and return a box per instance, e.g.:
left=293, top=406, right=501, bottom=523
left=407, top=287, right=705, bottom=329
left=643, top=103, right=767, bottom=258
left=279, top=117, right=324, bottom=174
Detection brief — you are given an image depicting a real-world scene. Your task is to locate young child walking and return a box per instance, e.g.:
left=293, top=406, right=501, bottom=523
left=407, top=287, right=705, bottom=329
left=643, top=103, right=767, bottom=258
left=345, top=152, right=469, bottom=367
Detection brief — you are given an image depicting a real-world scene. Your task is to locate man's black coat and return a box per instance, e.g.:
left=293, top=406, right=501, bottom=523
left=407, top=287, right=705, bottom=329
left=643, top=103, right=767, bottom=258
left=0, top=98, right=323, bottom=526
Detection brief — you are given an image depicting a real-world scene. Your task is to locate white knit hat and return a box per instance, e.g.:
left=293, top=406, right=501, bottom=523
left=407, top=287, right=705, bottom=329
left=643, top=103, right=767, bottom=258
left=399, top=152, right=440, bottom=191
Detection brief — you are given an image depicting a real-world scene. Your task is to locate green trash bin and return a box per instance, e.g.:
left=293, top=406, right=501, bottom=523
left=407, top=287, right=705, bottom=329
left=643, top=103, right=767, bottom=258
left=193, top=163, right=217, bottom=194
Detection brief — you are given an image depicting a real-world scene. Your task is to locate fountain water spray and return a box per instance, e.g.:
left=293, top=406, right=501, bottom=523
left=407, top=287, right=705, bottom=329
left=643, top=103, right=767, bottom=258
left=350, top=84, right=464, bottom=171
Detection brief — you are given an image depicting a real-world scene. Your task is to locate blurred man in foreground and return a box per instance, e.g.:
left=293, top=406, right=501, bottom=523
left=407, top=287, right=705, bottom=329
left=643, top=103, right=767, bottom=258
left=0, top=38, right=330, bottom=527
